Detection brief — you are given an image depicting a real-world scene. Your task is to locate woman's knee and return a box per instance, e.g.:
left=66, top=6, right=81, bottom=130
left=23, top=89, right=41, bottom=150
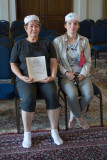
left=63, top=85, right=79, bottom=100
left=23, top=96, right=36, bottom=104
left=84, top=91, right=94, bottom=102
left=60, top=80, right=78, bottom=98
left=20, top=92, right=36, bottom=112
left=21, top=96, right=36, bottom=112
left=46, top=93, right=59, bottom=109
left=81, top=78, right=94, bottom=101
left=67, top=92, right=78, bottom=101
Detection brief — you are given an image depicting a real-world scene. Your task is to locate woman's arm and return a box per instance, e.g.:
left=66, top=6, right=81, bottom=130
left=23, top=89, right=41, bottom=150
left=11, top=63, right=23, bottom=80
left=53, top=39, right=69, bottom=75
left=50, top=58, right=57, bottom=79
left=10, top=63, right=34, bottom=83
left=79, top=38, right=92, bottom=77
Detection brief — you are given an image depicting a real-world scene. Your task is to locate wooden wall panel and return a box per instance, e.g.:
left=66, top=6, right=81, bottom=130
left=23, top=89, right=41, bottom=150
left=16, top=0, right=73, bottom=34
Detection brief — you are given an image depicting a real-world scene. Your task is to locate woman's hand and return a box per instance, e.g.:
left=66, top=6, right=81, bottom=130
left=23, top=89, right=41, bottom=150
left=38, top=76, right=55, bottom=83
left=38, top=58, right=57, bottom=83
left=65, top=72, right=76, bottom=81
left=77, top=75, right=85, bottom=82
left=10, top=63, right=35, bottom=83
left=20, top=76, right=35, bottom=83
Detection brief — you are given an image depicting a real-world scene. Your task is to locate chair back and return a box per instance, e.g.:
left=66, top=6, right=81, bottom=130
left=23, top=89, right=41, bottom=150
left=0, top=29, right=9, bottom=37
left=0, top=36, right=11, bottom=46
left=39, top=29, right=56, bottom=38
left=46, top=32, right=61, bottom=42
left=0, top=44, right=11, bottom=79
left=14, top=34, right=27, bottom=43
left=92, top=24, right=107, bottom=44
left=11, top=20, right=25, bottom=33
left=78, top=19, right=95, bottom=42
left=96, top=18, right=107, bottom=25
left=0, top=20, right=9, bottom=34
left=11, top=30, right=27, bottom=40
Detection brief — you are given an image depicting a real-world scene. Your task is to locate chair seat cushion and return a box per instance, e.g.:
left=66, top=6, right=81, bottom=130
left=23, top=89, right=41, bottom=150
left=92, top=83, right=100, bottom=95
left=0, top=84, right=15, bottom=99
left=93, top=45, right=107, bottom=51
left=18, top=92, right=21, bottom=98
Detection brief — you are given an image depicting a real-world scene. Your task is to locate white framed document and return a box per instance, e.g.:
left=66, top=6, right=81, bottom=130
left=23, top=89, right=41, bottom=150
left=26, top=56, right=47, bottom=82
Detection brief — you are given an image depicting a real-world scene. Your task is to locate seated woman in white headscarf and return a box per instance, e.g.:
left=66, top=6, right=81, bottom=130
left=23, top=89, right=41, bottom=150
left=10, top=15, right=63, bottom=148
left=53, top=12, right=94, bottom=129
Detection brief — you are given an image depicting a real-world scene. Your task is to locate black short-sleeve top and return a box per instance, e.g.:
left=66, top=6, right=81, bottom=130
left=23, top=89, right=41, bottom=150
left=10, top=38, right=57, bottom=79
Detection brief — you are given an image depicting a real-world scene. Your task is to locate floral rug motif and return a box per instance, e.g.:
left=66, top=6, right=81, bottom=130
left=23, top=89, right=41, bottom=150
left=0, top=127, right=107, bottom=160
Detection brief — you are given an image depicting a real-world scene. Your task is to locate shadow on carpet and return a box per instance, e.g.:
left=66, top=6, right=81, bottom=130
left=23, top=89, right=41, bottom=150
left=0, top=126, right=107, bottom=160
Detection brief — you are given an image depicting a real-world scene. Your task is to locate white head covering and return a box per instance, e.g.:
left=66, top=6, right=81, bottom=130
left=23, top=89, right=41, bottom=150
left=24, top=15, right=39, bottom=24
left=65, top=13, right=80, bottom=22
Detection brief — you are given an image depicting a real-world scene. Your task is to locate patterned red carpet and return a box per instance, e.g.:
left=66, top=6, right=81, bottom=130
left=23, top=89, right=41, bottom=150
left=0, top=57, right=107, bottom=159
left=0, top=126, right=107, bottom=160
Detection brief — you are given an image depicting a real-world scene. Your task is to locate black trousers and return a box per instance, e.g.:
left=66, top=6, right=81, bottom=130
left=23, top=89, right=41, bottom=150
left=16, top=80, right=59, bottom=112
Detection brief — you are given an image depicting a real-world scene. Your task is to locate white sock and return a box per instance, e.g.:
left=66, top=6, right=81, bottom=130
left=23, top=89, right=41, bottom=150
left=51, top=129, right=63, bottom=145
left=22, top=132, right=32, bottom=148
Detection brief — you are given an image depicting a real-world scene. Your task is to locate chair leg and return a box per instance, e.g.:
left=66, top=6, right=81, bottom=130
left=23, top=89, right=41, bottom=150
left=99, top=94, right=103, bottom=127
left=64, top=94, right=68, bottom=130
left=58, top=89, right=68, bottom=130
left=86, top=104, right=90, bottom=111
left=58, top=89, right=61, bottom=130
left=15, top=96, right=20, bottom=133
left=95, top=51, right=97, bottom=68
left=17, top=104, right=20, bottom=133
